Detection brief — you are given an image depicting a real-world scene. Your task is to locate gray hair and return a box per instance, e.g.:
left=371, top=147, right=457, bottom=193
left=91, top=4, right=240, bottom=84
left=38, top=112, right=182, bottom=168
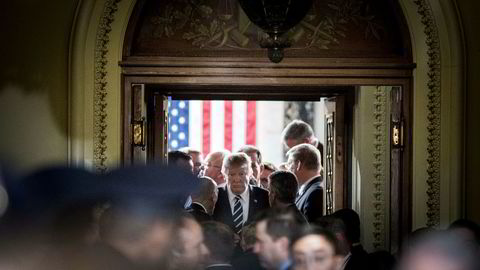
left=178, top=147, right=202, bottom=155
left=286, top=143, right=321, bottom=171
left=281, top=120, right=314, bottom=143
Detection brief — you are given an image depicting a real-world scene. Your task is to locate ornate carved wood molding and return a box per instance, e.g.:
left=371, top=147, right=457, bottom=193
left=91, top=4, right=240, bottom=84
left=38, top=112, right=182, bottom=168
left=372, top=86, right=387, bottom=249
left=413, top=0, right=441, bottom=227
left=93, top=0, right=122, bottom=173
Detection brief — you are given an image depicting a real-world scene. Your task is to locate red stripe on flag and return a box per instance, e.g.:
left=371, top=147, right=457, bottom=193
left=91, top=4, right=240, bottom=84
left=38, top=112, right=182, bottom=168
left=224, top=101, right=233, bottom=151
left=203, top=101, right=211, bottom=154
left=246, top=101, right=256, bottom=145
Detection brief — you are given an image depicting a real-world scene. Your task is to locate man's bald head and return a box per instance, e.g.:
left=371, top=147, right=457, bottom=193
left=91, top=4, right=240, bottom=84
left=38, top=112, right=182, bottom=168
left=191, top=177, right=218, bottom=215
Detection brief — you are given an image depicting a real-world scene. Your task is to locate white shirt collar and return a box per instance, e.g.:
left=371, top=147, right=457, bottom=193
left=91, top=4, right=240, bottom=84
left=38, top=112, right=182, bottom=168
left=227, top=184, right=250, bottom=223
left=298, top=175, right=319, bottom=196
left=191, top=202, right=208, bottom=212
left=227, top=184, right=249, bottom=202
left=337, top=252, right=352, bottom=270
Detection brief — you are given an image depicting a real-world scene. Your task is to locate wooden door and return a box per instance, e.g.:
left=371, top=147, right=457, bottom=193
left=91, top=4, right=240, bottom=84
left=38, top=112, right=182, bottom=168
left=324, top=96, right=346, bottom=214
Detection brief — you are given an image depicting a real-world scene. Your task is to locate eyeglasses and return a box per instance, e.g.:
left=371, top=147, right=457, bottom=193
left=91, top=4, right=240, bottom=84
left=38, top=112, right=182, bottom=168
left=200, top=163, right=222, bottom=170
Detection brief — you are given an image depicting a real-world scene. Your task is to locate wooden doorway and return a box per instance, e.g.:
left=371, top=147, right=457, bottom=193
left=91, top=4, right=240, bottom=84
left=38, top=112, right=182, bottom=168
left=120, top=0, right=413, bottom=253
left=126, top=85, right=354, bottom=213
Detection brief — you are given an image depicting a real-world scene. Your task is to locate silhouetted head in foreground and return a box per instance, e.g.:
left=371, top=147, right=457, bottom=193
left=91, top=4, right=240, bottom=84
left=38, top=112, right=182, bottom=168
left=397, top=231, right=479, bottom=270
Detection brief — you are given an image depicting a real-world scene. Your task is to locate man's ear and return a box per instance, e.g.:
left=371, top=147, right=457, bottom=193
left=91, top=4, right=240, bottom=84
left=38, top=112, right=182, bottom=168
left=295, top=160, right=302, bottom=171
left=260, top=163, right=265, bottom=173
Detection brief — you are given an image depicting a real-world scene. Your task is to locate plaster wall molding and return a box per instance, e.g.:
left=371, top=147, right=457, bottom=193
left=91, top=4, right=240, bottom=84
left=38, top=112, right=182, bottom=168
left=413, top=0, right=442, bottom=227
left=372, top=86, right=388, bottom=249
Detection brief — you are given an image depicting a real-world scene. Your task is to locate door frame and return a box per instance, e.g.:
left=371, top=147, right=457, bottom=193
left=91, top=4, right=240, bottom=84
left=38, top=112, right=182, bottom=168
left=121, top=61, right=413, bottom=252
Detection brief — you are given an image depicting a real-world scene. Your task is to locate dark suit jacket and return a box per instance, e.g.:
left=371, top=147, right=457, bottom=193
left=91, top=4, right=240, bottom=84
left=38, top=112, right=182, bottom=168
left=286, top=203, right=308, bottom=224
left=186, top=202, right=212, bottom=223
left=213, top=185, right=269, bottom=231
left=232, top=249, right=266, bottom=270
left=295, top=176, right=324, bottom=223
left=345, top=244, right=369, bottom=270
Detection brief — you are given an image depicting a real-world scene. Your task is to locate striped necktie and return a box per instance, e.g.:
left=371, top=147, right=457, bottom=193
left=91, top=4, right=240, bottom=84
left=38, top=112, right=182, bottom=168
left=232, top=195, right=244, bottom=233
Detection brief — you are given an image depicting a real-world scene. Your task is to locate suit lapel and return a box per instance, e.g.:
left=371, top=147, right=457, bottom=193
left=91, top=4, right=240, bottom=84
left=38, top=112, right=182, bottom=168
left=247, top=185, right=257, bottom=221
left=219, top=187, right=234, bottom=227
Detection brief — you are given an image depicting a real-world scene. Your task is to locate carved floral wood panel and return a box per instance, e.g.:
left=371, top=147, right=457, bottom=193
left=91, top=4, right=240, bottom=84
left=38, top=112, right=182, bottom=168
left=126, top=0, right=408, bottom=58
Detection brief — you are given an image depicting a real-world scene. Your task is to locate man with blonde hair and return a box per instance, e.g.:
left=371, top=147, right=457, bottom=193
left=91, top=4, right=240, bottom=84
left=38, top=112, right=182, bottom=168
left=212, top=153, right=269, bottom=234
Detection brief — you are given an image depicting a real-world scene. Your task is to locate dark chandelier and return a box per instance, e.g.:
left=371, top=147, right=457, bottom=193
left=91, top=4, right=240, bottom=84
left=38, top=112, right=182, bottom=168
left=237, top=0, right=313, bottom=63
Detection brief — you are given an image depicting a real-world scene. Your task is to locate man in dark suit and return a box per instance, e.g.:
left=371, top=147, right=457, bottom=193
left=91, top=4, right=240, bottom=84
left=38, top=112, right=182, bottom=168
left=212, top=152, right=270, bottom=234
left=186, top=176, right=218, bottom=223
left=286, top=143, right=323, bottom=222
left=268, top=170, right=307, bottom=224
left=281, top=119, right=324, bottom=166
left=314, top=216, right=355, bottom=270
left=332, top=209, right=369, bottom=270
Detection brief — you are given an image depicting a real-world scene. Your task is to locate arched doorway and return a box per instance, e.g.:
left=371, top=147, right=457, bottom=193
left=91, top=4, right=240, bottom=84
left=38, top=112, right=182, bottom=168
left=68, top=0, right=464, bottom=254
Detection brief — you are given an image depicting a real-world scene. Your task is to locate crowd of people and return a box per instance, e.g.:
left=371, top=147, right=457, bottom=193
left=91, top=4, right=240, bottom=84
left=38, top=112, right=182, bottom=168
left=0, top=120, right=479, bottom=270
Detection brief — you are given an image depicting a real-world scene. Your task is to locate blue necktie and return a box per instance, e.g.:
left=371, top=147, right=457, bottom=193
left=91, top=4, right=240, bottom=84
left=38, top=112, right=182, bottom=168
left=232, top=196, right=244, bottom=233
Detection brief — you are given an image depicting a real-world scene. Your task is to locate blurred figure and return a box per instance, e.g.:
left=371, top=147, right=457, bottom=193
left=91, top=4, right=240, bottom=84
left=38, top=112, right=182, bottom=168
left=281, top=120, right=323, bottom=165
left=0, top=165, right=199, bottom=270
left=278, top=163, right=288, bottom=171
left=187, top=176, right=218, bottom=222
left=98, top=202, right=178, bottom=269
left=315, top=216, right=368, bottom=270
left=448, top=219, right=480, bottom=253
left=213, top=153, right=269, bottom=234
left=170, top=215, right=210, bottom=270
left=291, top=226, right=339, bottom=270
left=232, top=223, right=266, bottom=270
left=397, top=231, right=479, bottom=270
left=331, top=208, right=368, bottom=269
left=286, top=143, right=323, bottom=222
left=169, top=150, right=195, bottom=174
left=180, top=147, right=204, bottom=176
left=203, top=221, right=236, bottom=269
left=253, top=208, right=304, bottom=270
left=260, top=162, right=277, bottom=190
left=238, top=145, right=264, bottom=186
left=200, top=150, right=230, bottom=185
left=268, top=170, right=307, bottom=223
left=368, top=251, right=396, bottom=270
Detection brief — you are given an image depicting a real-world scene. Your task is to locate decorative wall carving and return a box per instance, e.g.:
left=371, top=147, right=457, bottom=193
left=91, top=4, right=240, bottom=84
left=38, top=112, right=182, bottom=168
left=93, top=0, right=122, bottom=173
left=372, top=86, right=387, bottom=249
left=128, top=0, right=406, bottom=58
left=413, top=0, right=441, bottom=227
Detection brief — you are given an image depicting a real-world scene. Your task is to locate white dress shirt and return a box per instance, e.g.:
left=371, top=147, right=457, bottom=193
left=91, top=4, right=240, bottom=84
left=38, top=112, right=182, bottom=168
left=227, top=185, right=250, bottom=224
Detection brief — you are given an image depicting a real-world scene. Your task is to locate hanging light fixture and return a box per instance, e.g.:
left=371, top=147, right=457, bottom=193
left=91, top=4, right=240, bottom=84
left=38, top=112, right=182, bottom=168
left=237, top=0, right=313, bottom=63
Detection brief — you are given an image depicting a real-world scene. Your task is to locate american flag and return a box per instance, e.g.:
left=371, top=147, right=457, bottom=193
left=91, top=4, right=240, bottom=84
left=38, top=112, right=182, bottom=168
left=168, top=99, right=326, bottom=166
left=168, top=100, right=258, bottom=155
